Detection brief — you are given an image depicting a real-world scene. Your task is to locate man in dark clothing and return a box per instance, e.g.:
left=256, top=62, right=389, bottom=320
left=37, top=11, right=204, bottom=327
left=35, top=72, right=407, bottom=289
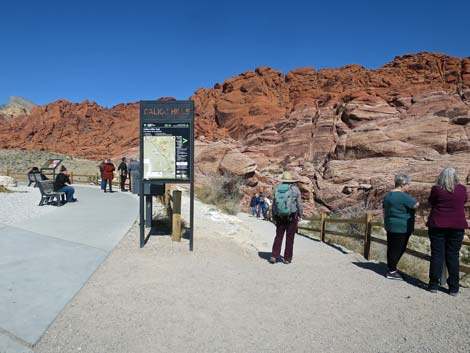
left=258, top=192, right=268, bottom=220
left=54, top=166, right=77, bottom=203
left=249, top=193, right=258, bottom=216
left=117, top=157, right=128, bottom=192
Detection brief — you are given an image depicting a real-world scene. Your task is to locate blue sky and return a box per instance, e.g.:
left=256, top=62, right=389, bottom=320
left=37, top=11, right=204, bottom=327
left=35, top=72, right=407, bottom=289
left=1, top=0, right=469, bottom=107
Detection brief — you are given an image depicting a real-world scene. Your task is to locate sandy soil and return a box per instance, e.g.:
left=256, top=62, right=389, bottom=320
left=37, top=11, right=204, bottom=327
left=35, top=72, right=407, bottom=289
left=34, top=198, right=470, bottom=353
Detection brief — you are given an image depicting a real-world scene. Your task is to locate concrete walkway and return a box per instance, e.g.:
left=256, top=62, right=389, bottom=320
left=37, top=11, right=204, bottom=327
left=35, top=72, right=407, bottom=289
left=0, top=186, right=138, bottom=353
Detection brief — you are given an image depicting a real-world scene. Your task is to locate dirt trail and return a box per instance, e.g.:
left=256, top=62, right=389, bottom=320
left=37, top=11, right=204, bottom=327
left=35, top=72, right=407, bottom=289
left=35, top=199, right=470, bottom=353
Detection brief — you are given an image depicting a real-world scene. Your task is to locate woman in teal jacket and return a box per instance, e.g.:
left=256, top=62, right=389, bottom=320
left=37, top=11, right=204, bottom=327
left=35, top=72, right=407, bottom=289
left=383, top=174, right=419, bottom=280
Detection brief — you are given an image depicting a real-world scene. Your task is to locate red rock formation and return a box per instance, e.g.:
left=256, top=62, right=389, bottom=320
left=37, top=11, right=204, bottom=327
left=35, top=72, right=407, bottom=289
left=1, top=52, right=469, bottom=215
left=0, top=99, right=139, bottom=159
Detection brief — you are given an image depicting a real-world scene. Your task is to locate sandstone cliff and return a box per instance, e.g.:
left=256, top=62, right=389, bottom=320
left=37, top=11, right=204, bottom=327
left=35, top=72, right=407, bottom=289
left=1, top=52, right=469, bottom=216
left=193, top=53, right=470, bottom=217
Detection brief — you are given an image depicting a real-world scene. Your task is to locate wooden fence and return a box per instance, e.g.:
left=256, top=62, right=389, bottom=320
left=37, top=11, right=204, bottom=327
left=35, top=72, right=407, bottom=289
left=298, top=212, right=470, bottom=274
left=1, top=170, right=118, bottom=187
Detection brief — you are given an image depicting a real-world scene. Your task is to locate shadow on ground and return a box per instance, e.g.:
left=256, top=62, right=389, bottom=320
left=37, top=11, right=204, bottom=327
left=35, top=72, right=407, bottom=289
left=352, top=261, right=428, bottom=290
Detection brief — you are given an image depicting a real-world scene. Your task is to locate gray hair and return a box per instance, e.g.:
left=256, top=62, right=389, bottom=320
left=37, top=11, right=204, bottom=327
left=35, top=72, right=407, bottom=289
left=394, top=174, right=411, bottom=187
left=437, top=167, right=459, bottom=192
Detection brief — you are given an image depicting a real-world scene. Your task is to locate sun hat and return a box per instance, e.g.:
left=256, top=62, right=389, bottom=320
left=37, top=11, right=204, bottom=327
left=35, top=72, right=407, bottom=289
left=279, top=171, right=299, bottom=183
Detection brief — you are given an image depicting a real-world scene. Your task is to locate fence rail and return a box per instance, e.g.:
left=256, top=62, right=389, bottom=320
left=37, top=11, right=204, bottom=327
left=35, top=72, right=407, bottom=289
left=1, top=170, right=118, bottom=186
left=300, top=212, right=470, bottom=274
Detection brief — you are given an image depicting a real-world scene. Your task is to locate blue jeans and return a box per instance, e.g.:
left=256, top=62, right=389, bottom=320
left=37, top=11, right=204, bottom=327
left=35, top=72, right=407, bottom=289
left=428, top=228, right=464, bottom=292
left=57, top=185, right=75, bottom=201
left=251, top=206, right=257, bottom=216
left=100, top=179, right=106, bottom=190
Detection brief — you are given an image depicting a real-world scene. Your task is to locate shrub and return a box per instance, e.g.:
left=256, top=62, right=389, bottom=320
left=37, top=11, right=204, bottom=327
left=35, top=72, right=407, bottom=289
left=195, top=173, right=243, bottom=215
left=0, top=185, right=12, bottom=193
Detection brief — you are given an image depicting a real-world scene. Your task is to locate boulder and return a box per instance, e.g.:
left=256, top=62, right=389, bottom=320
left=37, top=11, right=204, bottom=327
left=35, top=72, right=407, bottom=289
left=0, top=176, right=17, bottom=188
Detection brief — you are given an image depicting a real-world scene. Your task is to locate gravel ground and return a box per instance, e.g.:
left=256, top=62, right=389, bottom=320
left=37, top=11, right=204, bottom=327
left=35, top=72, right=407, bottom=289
left=0, top=184, right=56, bottom=226
left=33, top=196, right=470, bottom=353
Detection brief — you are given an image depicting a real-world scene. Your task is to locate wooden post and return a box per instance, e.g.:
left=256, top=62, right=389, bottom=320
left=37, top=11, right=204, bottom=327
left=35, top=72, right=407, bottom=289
left=363, top=212, right=372, bottom=260
left=96, top=173, right=99, bottom=185
left=171, top=190, right=182, bottom=242
left=6, top=169, right=10, bottom=176
left=320, top=212, right=326, bottom=242
left=70, top=172, right=74, bottom=184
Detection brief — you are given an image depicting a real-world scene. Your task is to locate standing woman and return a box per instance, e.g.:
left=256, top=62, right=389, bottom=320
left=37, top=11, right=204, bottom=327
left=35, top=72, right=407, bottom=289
left=383, top=174, right=419, bottom=280
left=102, top=159, right=115, bottom=193
left=427, top=167, right=468, bottom=295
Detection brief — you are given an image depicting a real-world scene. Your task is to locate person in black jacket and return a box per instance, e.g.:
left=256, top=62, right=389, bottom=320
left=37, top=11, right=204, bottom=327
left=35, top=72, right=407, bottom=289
left=54, top=166, right=77, bottom=203
left=117, top=157, right=128, bottom=192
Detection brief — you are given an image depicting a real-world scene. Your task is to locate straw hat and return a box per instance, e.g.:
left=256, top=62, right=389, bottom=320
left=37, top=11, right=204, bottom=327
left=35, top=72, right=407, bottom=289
left=279, top=171, right=299, bottom=183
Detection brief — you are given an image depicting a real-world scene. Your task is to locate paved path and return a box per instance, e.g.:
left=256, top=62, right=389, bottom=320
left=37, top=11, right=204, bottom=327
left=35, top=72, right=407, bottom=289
left=0, top=186, right=138, bottom=353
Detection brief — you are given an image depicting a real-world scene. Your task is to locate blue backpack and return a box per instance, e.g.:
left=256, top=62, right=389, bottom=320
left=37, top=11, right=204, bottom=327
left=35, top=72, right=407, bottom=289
left=275, top=184, right=296, bottom=218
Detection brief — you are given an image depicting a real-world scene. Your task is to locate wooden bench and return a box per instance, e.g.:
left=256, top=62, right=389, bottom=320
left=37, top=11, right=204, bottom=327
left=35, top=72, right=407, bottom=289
left=38, top=180, right=65, bottom=206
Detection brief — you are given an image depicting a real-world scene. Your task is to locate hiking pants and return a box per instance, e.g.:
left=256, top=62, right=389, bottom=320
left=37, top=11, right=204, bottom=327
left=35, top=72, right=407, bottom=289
left=272, top=216, right=298, bottom=261
left=428, top=228, right=464, bottom=293
left=104, top=179, right=113, bottom=192
left=386, top=232, right=411, bottom=272
left=120, top=175, right=127, bottom=191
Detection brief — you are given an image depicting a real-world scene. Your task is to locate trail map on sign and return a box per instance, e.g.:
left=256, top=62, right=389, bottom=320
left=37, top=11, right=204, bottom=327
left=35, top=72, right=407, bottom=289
left=143, top=135, right=176, bottom=179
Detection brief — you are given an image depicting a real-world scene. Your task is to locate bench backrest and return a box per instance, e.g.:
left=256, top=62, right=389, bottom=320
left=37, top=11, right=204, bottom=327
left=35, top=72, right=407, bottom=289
left=27, top=173, right=35, bottom=182
left=32, top=172, right=42, bottom=183
left=38, top=180, right=55, bottom=195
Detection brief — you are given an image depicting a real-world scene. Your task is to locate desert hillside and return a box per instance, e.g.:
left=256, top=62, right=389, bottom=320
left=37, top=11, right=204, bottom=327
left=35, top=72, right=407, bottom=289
left=1, top=52, right=469, bottom=215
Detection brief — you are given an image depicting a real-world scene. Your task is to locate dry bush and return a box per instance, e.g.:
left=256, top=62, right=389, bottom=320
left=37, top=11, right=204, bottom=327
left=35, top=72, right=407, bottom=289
left=195, top=173, right=243, bottom=215
left=0, top=185, right=12, bottom=193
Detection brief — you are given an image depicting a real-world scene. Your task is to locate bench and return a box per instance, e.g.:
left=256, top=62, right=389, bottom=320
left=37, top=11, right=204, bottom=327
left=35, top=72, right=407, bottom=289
left=27, top=172, right=42, bottom=187
left=38, top=180, right=65, bottom=206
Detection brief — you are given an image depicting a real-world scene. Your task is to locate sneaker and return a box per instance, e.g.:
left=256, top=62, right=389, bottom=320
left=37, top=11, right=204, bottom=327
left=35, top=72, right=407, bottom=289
left=385, top=271, right=403, bottom=280
left=428, top=286, right=438, bottom=293
left=283, top=259, right=291, bottom=264
left=269, top=257, right=276, bottom=264
left=449, top=291, right=458, bottom=297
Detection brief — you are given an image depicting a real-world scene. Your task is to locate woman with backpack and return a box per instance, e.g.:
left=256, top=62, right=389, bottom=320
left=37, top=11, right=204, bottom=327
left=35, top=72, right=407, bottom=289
left=269, top=171, right=303, bottom=264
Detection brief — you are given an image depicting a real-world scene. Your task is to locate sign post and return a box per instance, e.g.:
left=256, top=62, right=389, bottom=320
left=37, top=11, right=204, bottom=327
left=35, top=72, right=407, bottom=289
left=139, top=100, right=195, bottom=250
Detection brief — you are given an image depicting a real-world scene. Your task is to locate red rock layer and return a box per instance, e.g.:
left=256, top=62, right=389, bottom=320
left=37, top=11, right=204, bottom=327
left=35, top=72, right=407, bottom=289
left=1, top=52, right=469, bottom=216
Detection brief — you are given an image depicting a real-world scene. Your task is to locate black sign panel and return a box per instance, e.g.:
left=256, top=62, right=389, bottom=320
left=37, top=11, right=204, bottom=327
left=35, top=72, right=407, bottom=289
left=142, top=122, right=191, bottom=180
left=139, top=100, right=195, bottom=250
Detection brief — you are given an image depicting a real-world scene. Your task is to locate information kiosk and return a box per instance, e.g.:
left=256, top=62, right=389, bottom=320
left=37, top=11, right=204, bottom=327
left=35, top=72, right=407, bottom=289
left=139, top=100, right=195, bottom=250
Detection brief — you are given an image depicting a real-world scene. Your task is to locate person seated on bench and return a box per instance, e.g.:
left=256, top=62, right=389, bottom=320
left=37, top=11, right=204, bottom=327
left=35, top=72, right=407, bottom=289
left=27, top=167, right=48, bottom=185
left=54, top=166, right=77, bottom=203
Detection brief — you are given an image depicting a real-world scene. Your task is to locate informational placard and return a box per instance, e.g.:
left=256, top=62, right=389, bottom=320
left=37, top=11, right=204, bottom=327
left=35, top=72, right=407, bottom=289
left=42, top=159, right=62, bottom=169
left=139, top=100, right=195, bottom=251
left=143, top=122, right=191, bottom=180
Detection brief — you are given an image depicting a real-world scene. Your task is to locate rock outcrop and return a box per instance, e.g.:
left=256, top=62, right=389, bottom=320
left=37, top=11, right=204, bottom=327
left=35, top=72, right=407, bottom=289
left=0, top=99, right=139, bottom=159
left=0, top=96, right=37, bottom=119
left=1, top=52, right=470, bottom=216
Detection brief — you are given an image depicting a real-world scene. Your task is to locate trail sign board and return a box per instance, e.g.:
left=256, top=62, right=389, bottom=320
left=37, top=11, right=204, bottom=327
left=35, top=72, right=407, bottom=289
left=139, top=100, right=195, bottom=250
